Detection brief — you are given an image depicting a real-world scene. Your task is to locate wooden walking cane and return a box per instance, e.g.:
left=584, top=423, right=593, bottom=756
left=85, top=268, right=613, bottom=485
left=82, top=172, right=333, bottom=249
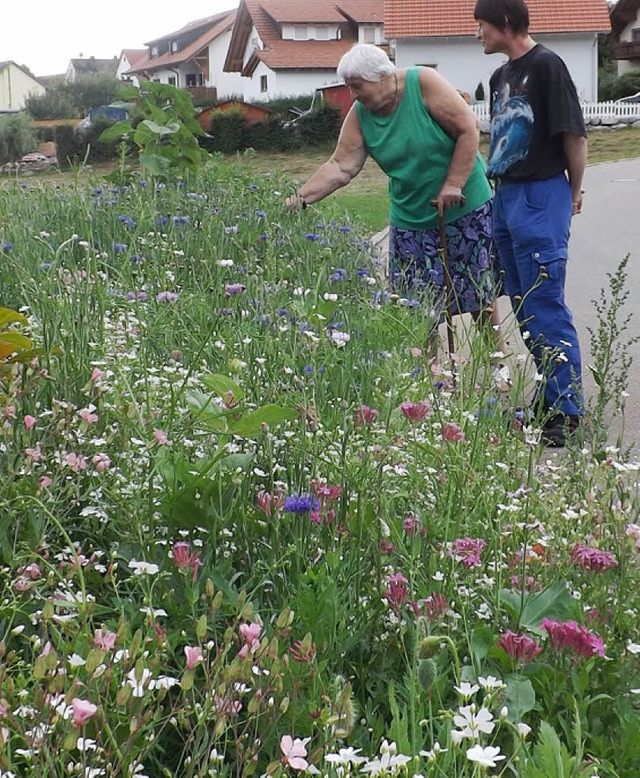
left=429, top=199, right=456, bottom=359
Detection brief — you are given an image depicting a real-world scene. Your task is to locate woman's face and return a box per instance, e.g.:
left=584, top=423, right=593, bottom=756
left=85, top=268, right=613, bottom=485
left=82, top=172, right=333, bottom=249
left=344, top=75, right=392, bottom=112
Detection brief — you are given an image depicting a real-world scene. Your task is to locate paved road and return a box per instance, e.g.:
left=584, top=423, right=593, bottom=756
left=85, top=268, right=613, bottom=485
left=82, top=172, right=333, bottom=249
left=566, top=158, right=640, bottom=448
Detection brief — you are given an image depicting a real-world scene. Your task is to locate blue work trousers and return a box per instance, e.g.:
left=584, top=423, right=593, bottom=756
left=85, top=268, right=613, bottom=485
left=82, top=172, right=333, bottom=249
left=493, top=174, right=584, bottom=416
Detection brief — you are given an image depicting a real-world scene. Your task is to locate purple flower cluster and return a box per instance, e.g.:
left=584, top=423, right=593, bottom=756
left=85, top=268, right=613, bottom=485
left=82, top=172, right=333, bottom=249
left=570, top=543, right=618, bottom=573
left=283, top=495, right=319, bottom=514
left=541, top=619, right=606, bottom=658
left=451, top=537, right=487, bottom=568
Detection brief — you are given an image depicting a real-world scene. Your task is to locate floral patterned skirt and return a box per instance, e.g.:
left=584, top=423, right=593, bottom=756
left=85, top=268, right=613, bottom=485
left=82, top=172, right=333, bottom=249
left=389, top=201, right=499, bottom=316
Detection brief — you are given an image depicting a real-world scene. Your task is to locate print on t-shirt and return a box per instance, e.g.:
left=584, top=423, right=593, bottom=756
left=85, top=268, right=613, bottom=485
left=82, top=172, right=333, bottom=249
left=487, top=83, right=534, bottom=177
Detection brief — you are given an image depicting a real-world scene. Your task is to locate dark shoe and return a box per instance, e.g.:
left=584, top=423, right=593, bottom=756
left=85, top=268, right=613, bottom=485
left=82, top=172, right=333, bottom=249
left=541, top=414, right=582, bottom=448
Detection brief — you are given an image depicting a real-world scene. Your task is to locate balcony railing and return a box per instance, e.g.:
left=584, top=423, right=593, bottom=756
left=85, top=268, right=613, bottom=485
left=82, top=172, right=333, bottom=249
left=614, top=40, right=640, bottom=60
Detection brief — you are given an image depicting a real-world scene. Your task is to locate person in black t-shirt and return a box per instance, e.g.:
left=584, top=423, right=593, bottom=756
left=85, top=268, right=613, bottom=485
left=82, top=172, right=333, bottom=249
left=474, top=0, right=587, bottom=447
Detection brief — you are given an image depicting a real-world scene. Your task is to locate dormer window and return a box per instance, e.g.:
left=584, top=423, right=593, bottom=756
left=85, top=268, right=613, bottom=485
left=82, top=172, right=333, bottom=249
left=294, top=25, right=308, bottom=40
left=150, top=45, right=159, bottom=58
left=315, top=26, right=329, bottom=40
left=171, top=40, right=179, bottom=53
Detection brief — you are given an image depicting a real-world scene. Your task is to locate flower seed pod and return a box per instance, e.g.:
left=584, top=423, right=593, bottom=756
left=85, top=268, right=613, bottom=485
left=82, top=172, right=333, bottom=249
left=418, top=636, right=442, bottom=659
left=417, top=658, right=438, bottom=692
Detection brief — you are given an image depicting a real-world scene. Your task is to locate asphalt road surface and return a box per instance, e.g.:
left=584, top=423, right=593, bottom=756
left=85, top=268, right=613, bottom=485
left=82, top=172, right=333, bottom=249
left=566, top=157, right=640, bottom=449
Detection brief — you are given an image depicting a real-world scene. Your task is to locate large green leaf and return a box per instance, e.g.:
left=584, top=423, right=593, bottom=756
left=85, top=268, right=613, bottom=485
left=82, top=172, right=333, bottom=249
left=98, top=119, right=133, bottom=143
left=470, top=625, right=495, bottom=668
left=227, top=405, right=297, bottom=437
left=503, top=675, right=536, bottom=721
left=0, top=308, right=28, bottom=327
left=185, top=389, right=230, bottom=432
left=200, top=374, right=245, bottom=405
left=499, top=581, right=581, bottom=634
left=139, top=151, right=174, bottom=176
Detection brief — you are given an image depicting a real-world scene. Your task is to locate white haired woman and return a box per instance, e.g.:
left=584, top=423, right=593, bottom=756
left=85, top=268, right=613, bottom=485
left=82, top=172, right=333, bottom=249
left=286, top=44, right=503, bottom=358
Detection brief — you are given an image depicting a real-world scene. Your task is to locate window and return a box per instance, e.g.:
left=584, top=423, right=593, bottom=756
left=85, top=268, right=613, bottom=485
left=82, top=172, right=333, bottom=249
left=171, top=40, right=179, bottom=53
left=294, top=26, right=307, bottom=40
left=362, top=26, right=376, bottom=44
left=168, top=76, right=176, bottom=86
left=260, top=75, right=268, bottom=93
left=633, top=28, right=640, bottom=42
left=150, top=45, right=158, bottom=58
left=186, top=73, right=204, bottom=87
left=315, top=26, right=329, bottom=40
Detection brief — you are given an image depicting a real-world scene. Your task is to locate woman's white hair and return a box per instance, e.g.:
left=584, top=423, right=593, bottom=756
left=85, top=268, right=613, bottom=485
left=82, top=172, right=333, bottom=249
left=337, top=44, right=396, bottom=82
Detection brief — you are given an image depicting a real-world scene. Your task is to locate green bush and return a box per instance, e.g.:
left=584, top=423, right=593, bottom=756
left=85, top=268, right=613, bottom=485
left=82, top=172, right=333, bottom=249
left=607, top=69, right=640, bottom=101
left=53, top=120, right=120, bottom=168
left=26, top=74, right=120, bottom=120
left=0, top=113, right=37, bottom=164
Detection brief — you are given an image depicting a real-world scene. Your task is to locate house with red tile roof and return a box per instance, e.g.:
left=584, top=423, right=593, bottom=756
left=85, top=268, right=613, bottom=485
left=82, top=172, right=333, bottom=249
left=116, top=50, right=147, bottom=87
left=223, top=0, right=384, bottom=101
left=385, top=0, right=610, bottom=102
left=127, top=11, right=247, bottom=100
left=611, top=0, right=640, bottom=75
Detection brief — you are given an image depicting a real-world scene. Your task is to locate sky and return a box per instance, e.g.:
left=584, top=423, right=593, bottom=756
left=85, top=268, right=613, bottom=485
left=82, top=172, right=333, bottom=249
left=2, top=1, right=238, bottom=77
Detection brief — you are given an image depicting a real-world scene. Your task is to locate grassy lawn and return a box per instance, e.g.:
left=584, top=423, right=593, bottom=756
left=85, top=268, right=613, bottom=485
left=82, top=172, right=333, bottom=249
left=234, top=128, right=640, bottom=233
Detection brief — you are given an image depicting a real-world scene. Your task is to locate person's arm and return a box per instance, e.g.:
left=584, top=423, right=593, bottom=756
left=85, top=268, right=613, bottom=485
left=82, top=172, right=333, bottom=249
left=563, top=132, right=587, bottom=215
left=285, top=107, right=368, bottom=211
left=419, top=67, right=480, bottom=213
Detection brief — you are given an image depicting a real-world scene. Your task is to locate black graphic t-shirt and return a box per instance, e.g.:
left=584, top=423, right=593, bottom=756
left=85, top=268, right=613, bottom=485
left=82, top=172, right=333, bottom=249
left=487, top=44, right=586, bottom=181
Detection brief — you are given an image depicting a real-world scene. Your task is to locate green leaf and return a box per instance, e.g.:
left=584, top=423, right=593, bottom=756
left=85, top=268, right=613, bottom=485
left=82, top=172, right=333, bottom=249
left=503, top=675, right=536, bottom=721
left=529, top=721, right=575, bottom=778
left=470, top=625, right=494, bottom=668
left=499, top=581, right=581, bottom=634
left=0, top=308, right=28, bottom=327
left=139, top=151, right=174, bottom=176
left=98, top=119, right=133, bottom=142
left=227, top=405, right=297, bottom=437
left=200, top=374, right=245, bottom=404
left=185, top=389, right=230, bottom=432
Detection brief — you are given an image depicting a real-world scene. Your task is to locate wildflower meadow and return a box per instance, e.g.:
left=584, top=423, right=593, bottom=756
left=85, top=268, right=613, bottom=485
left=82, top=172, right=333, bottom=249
left=0, top=147, right=640, bottom=777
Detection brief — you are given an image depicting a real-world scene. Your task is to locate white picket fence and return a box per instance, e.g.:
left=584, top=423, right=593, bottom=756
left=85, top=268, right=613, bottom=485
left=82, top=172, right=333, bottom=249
left=471, top=101, right=640, bottom=122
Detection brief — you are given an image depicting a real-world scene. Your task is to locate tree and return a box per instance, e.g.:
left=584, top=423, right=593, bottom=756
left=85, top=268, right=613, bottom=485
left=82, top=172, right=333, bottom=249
left=25, top=74, right=120, bottom=120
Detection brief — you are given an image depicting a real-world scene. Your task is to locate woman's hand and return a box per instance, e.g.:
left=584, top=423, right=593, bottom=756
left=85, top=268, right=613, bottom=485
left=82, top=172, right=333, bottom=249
left=433, top=184, right=466, bottom=214
left=285, top=193, right=307, bottom=213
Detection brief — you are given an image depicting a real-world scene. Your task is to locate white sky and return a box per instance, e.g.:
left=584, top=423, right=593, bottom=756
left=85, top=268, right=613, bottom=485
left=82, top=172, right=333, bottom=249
left=2, top=1, right=237, bottom=77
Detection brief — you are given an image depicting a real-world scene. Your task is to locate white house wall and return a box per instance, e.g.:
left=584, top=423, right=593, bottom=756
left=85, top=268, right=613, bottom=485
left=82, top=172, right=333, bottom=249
left=0, top=64, right=45, bottom=111
left=394, top=33, right=600, bottom=102
left=243, top=60, right=341, bottom=101
left=208, top=31, right=249, bottom=99
left=619, top=7, right=640, bottom=74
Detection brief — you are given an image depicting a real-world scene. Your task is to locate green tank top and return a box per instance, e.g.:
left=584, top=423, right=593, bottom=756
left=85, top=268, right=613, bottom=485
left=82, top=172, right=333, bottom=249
left=356, top=67, right=491, bottom=229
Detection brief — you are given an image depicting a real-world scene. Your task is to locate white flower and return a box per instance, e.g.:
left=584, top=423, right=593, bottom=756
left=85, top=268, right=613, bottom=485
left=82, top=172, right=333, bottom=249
left=125, top=667, right=153, bottom=697
left=517, top=722, right=532, bottom=738
left=325, top=747, right=367, bottom=766
left=129, top=559, right=160, bottom=576
left=453, top=705, right=495, bottom=739
left=627, top=642, right=640, bottom=655
left=328, top=330, right=350, bottom=348
left=419, top=742, right=447, bottom=761
left=68, top=653, right=86, bottom=667
left=362, top=740, right=411, bottom=775
left=523, top=424, right=542, bottom=446
left=466, top=744, right=506, bottom=768
left=454, top=682, right=479, bottom=699
left=478, top=675, right=505, bottom=691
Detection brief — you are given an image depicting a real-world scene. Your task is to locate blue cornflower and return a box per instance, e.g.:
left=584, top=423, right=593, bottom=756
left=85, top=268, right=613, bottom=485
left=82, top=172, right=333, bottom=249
left=112, top=242, right=128, bottom=253
left=302, top=365, right=314, bottom=375
left=39, top=262, right=52, bottom=271
left=283, top=495, right=319, bottom=514
left=172, top=215, right=190, bottom=225
left=156, top=216, right=169, bottom=226
left=130, top=253, right=143, bottom=264
left=258, top=233, right=268, bottom=241
left=305, top=233, right=320, bottom=241
left=330, top=268, right=348, bottom=282
left=118, top=215, right=136, bottom=228
left=339, top=225, right=353, bottom=233
left=1, top=243, right=14, bottom=252
left=255, top=209, right=267, bottom=218
left=248, top=183, right=259, bottom=191
left=356, top=267, right=370, bottom=276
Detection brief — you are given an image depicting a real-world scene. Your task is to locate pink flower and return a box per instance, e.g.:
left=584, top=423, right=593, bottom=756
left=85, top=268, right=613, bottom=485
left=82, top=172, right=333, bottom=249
left=184, top=645, right=204, bottom=670
left=215, top=695, right=242, bottom=715
left=38, top=641, right=53, bottom=658
left=153, top=428, right=170, bottom=446
left=442, top=421, right=465, bottom=442
left=280, top=735, right=309, bottom=771
left=24, top=415, right=37, bottom=431
left=423, top=593, right=448, bottom=620
left=19, top=562, right=41, bottom=580
left=65, top=453, right=88, bottom=472
left=38, top=475, right=53, bottom=489
left=570, top=543, right=618, bottom=573
left=403, top=516, right=426, bottom=537
left=238, top=622, right=262, bottom=658
left=94, top=628, right=117, bottom=651
left=354, top=405, right=379, bottom=426
left=171, top=541, right=203, bottom=582
left=399, top=400, right=430, bottom=422
left=72, top=698, right=98, bottom=728
left=79, top=408, right=99, bottom=424
left=224, top=283, right=246, bottom=296
left=312, top=482, right=343, bottom=502
left=497, top=630, right=543, bottom=662
left=3, top=405, right=16, bottom=419
left=256, top=489, right=285, bottom=516
left=541, top=619, right=606, bottom=658
left=384, top=572, right=410, bottom=609
left=92, top=453, right=111, bottom=472
left=25, top=445, right=43, bottom=461
left=90, top=368, right=104, bottom=382
left=410, top=347, right=423, bottom=358
left=451, top=537, right=487, bottom=568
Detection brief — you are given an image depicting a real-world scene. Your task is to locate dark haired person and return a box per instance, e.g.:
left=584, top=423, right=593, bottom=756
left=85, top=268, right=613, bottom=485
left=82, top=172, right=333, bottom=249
left=474, top=0, right=587, bottom=446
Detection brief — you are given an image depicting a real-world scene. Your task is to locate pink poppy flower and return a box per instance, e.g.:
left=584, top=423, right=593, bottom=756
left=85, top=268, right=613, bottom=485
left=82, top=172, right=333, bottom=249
left=280, top=735, right=309, bottom=771
left=72, top=698, right=98, bottom=728
left=184, top=645, right=204, bottom=670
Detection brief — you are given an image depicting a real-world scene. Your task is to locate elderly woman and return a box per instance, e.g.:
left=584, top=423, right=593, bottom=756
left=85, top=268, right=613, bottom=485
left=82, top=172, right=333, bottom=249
left=286, top=44, right=502, bottom=351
